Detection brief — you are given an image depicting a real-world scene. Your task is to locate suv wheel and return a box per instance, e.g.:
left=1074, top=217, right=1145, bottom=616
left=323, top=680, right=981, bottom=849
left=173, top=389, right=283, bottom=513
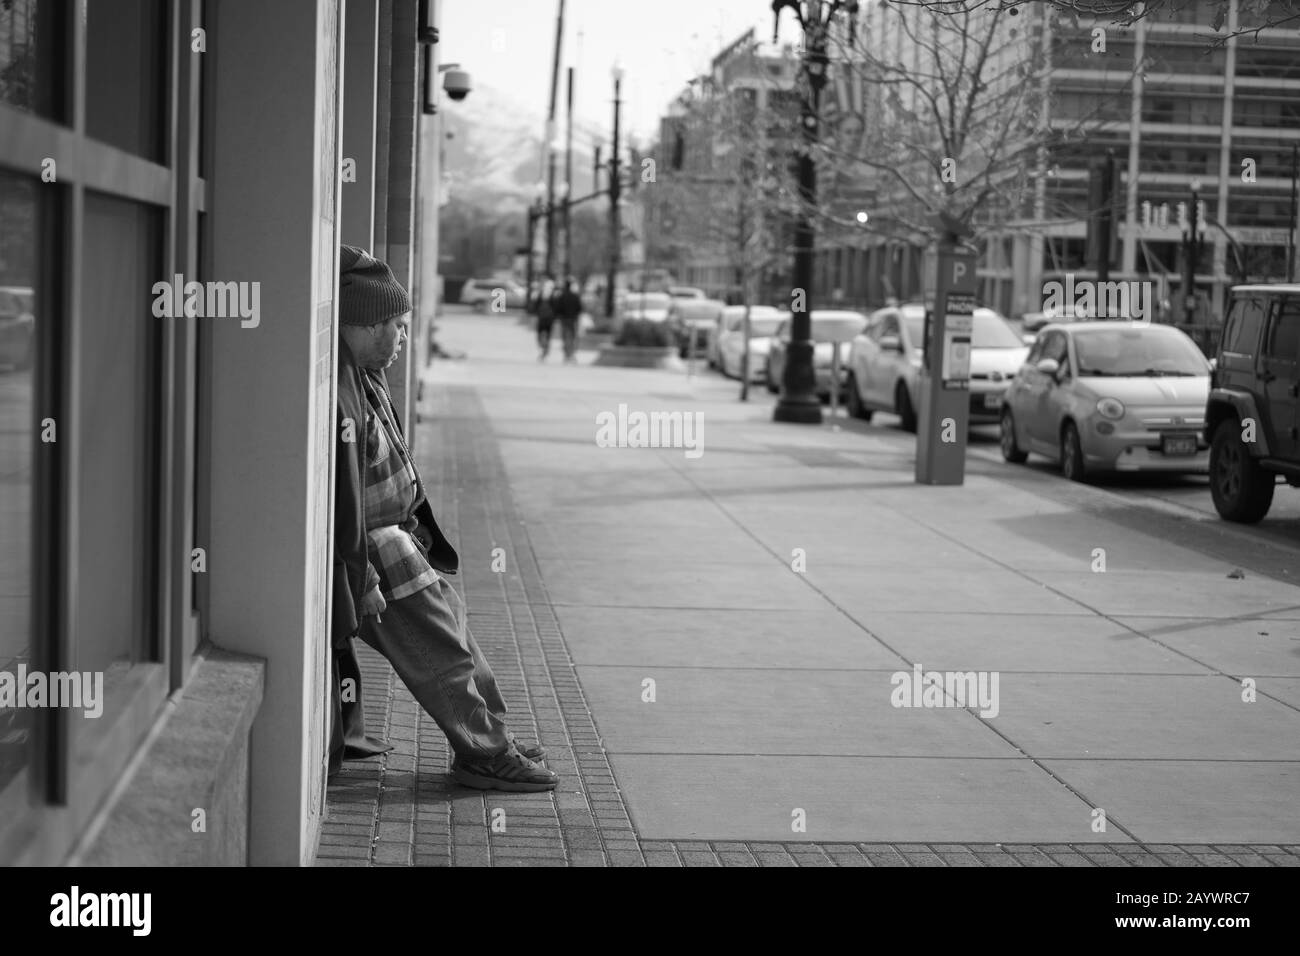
left=1060, top=421, right=1087, bottom=482
left=1210, top=419, right=1275, bottom=523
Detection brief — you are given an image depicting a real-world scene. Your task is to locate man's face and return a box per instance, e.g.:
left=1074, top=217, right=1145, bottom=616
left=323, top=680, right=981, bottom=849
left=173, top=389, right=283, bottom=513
left=365, top=313, right=409, bottom=369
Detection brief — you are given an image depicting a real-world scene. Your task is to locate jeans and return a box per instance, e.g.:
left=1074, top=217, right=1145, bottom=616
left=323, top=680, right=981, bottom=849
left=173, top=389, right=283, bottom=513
left=536, top=318, right=554, bottom=355
left=559, top=317, right=577, bottom=358
left=357, top=577, right=511, bottom=760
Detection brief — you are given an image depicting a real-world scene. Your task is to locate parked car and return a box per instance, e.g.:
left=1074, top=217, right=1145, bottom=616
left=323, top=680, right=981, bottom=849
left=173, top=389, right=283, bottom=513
left=1204, top=284, right=1300, bottom=522
left=617, top=292, right=673, bottom=323
left=766, top=310, right=868, bottom=399
left=460, top=276, right=527, bottom=311
left=713, top=306, right=784, bottom=380
left=846, top=302, right=1027, bottom=431
left=668, top=286, right=706, bottom=300
left=1000, top=321, right=1211, bottom=480
left=0, top=286, right=35, bottom=371
left=667, top=298, right=725, bottom=358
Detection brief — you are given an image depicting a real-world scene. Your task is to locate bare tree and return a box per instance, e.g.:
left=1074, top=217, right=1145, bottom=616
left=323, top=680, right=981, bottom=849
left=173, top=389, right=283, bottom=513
left=888, top=0, right=1299, bottom=40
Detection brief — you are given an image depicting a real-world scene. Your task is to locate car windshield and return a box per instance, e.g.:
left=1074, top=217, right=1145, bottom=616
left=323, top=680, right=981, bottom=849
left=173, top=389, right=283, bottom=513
left=811, top=316, right=866, bottom=341
left=738, top=318, right=783, bottom=336
left=1073, top=327, right=1209, bottom=376
left=626, top=294, right=670, bottom=310
left=972, top=311, right=1023, bottom=348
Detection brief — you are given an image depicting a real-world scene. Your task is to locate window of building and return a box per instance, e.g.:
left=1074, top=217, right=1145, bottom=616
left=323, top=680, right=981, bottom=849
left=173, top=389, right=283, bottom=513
left=84, top=0, right=167, bottom=162
left=0, top=171, right=43, bottom=802
left=0, top=0, right=64, bottom=120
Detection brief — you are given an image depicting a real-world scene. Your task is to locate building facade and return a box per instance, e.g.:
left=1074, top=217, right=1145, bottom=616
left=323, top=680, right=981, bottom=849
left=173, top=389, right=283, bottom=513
left=807, top=0, right=1299, bottom=329
left=0, top=0, right=446, bottom=866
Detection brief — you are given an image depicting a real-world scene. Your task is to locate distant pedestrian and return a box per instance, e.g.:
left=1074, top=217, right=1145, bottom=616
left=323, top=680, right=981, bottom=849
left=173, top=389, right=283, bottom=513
left=554, top=276, right=583, bottom=363
left=534, top=275, right=557, bottom=360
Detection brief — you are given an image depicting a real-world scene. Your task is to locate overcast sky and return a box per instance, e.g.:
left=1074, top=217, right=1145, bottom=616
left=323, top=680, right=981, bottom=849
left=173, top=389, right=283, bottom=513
left=440, top=0, right=808, bottom=145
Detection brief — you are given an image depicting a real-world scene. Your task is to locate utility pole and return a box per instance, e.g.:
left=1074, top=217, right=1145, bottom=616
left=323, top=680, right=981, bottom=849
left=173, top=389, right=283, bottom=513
left=564, top=66, right=574, bottom=281
left=544, top=0, right=565, bottom=280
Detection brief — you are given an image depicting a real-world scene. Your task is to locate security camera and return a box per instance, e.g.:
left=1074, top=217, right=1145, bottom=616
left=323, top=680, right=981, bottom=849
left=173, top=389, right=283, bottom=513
left=443, top=69, right=471, bottom=101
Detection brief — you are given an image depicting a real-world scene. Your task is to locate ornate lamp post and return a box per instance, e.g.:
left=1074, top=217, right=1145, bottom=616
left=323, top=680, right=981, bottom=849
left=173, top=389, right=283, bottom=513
left=605, top=63, right=626, bottom=322
left=770, top=0, right=859, bottom=424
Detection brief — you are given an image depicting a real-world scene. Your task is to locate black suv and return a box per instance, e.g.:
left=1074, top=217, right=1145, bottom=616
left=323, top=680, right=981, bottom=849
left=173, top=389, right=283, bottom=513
left=1204, top=285, right=1300, bottom=522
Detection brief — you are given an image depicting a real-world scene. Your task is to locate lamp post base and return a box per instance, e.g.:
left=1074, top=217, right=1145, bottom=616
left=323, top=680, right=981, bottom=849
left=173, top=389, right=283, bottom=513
left=773, top=396, right=823, bottom=424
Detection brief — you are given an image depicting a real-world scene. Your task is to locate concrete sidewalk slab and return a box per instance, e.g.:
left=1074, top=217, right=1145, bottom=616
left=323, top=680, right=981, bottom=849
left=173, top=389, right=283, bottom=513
left=1039, top=760, right=1300, bottom=844
left=579, top=666, right=1019, bottom=757
left=611, top=754, right=1124, bottom=844
left=538, top=558, right=827, bottom=610
left=860, top=611, right=1213, bottom=674
left=555, top=606, right=906, bottom=670
left=987, top=673, right=1300, bottom=760
left=1032, top=570, right=1300, bottom=618
left=1114, top=616, right=1300, bottom=677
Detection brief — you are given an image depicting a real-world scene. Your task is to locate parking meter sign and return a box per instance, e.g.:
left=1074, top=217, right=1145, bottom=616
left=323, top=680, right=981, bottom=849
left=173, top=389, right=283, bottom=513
left=916, top=243, right=979, bottom=486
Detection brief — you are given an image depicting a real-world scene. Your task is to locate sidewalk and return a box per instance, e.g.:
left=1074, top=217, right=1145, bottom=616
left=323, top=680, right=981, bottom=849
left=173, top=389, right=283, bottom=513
left=319, top=309, right=1300, bottom=867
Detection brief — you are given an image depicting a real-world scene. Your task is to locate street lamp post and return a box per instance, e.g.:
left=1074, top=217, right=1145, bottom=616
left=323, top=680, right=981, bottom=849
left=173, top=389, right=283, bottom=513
left=525, top=181, right=547, bottom=314
left=770, top=0, right=859, bottom=425
left=605, top=64, right=625, bottom=322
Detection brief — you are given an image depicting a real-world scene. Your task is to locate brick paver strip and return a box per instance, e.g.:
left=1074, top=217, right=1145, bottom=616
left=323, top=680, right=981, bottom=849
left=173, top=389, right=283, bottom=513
left=318, top=384, right=1300, bottom=867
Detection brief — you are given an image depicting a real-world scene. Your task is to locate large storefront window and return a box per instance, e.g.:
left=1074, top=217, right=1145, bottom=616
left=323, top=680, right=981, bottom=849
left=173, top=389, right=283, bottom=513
left=78, top=193, right=162, bottom=673
left=0, top=171, right=39, bottom=797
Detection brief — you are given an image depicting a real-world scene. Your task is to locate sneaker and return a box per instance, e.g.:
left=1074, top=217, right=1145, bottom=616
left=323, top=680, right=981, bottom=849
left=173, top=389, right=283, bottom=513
left=453, top=745, right=558, bottom=793
left=509, top=733, right=546, bottom=761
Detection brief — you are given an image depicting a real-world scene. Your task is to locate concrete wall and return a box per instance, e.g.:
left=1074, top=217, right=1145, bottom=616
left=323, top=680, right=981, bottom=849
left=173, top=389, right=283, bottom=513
left=205, top=0, right=342, bottom=865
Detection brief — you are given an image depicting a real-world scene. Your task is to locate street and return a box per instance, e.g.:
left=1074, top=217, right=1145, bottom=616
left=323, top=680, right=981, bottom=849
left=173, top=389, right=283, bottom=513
left=322, top=304, right=1300, bottom=865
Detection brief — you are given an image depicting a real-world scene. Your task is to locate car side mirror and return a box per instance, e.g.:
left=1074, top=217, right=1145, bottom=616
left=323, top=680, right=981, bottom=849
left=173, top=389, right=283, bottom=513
left=1036, top=357, right=1061, bottom=378
left=879, top=334, right=902, bottom=352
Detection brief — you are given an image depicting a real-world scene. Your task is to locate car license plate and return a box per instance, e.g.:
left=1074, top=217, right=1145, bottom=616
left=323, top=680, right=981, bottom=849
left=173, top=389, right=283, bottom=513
left=983, top=393, right=1001, bottom=409
left=1161, top=434, right=1197, bottom=456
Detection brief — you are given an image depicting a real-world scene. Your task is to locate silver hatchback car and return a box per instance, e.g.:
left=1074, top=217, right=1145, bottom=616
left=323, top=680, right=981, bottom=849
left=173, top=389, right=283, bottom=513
left=1000, top=322, right=1212, bottom=479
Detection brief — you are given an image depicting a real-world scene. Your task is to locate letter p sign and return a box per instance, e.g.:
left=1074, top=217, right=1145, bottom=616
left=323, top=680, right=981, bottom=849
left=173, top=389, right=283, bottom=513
left=953, top=261, right=968, bottom=284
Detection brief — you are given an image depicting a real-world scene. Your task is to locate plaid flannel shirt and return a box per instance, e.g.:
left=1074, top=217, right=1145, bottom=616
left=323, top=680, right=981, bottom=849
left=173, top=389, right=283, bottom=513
left=361, top=371, right=439, bottom=600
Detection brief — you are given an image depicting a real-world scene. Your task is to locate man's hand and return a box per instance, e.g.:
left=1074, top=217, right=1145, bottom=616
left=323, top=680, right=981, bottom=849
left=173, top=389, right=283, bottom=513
left=359, top=586, right=387, bottom=619
left=413, top=524, right=433, bottom=552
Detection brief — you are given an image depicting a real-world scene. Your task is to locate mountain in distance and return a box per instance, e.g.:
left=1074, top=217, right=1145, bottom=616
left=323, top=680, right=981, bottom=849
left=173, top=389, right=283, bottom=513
left=440, top=81, right=606, bottom=216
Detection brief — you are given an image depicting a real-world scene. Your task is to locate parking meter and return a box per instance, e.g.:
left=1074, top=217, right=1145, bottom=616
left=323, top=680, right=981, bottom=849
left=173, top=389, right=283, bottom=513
left=915, top=243, right=978, bottom=485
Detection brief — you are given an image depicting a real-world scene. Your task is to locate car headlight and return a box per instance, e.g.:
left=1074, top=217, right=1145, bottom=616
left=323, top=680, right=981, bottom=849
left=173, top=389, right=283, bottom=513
left=1096, top=397, right=1125, bottom=420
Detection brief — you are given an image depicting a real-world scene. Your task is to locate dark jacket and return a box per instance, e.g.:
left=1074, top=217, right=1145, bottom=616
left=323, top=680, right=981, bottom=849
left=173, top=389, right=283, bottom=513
left=553, top=287, right=582, bottom=322
left=332, top=339, right=459, bottom=651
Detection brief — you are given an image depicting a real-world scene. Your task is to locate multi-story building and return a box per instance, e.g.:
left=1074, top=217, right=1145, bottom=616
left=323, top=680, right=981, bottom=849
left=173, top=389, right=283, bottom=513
left=644, top=30, right=801, bottom=304
left=814, top=0, right=1300, bottom=329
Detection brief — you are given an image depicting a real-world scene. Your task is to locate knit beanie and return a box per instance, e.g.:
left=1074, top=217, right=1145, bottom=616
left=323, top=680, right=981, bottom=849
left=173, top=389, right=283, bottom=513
left=339, top=245, right=412, bottom=326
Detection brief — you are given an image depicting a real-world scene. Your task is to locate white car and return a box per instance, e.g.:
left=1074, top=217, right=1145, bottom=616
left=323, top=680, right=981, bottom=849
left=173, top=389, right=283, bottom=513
left=846, top=302, right=1027, bottom=431
left=1001, top=322, right=1211, bottom=479
left=460, top=277, right=527, bottom=311
left=713, top=306, right=784, bottom=380
left=668, top=286, right=707, bottom=300
left=766, top=311, right=868, bottom=398
left=617, top=292, right=673, bottom=323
